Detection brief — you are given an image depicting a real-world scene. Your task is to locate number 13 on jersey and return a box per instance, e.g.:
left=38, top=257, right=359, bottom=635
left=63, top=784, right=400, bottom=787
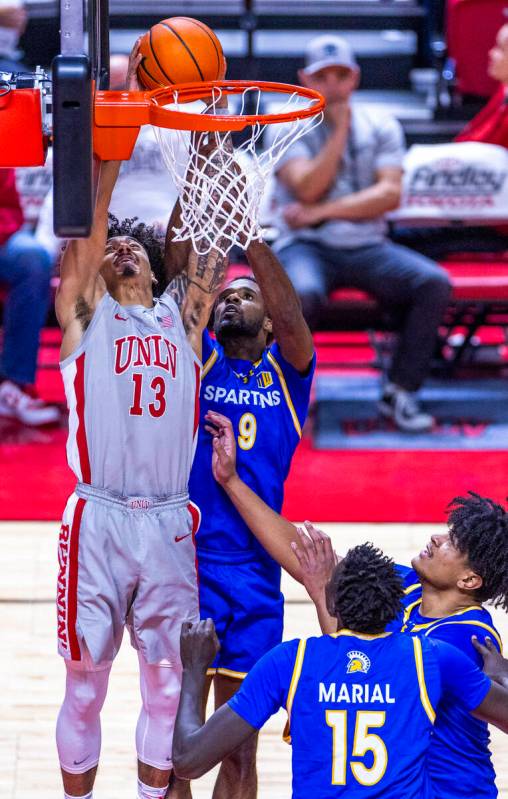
left=129, top=372, right=166, bottom=418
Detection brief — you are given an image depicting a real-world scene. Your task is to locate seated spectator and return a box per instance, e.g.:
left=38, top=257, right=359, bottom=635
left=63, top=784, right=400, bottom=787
left=267, top=35, right=451, bottom=433
left=0, top=168, right=59, bottom=425
left=455, top=23, right=508, bottom=147
left=0, top=0, right=27, bottom=73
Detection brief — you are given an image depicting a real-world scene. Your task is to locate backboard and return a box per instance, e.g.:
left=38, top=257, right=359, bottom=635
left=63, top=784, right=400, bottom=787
left=52, top=0, right=110, bottom=237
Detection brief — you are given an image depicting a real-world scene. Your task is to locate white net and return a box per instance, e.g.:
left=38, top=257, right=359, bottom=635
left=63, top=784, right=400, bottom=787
left=155, top=86, right=324, bottom=257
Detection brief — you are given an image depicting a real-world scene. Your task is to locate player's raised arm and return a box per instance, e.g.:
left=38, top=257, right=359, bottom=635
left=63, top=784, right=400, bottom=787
left=205, top=409, right=302, bottom=580
left=164, top=94, right=235, bottom=360
left=164, top=243, right=229, bottom=360
left=173, top=620, right=256, bottom=779
left=206, top=409, right=340, bottom=617
left=292, top=524, right=339, bottom=634
left=164, top=144, right=233, bottom=358
left=55, top=41, right=143, bottom=355
left=163, top=199, right=191, bottom=283
left=245, top=239, right=314, bottom=372
left=55, top=160, right=121, bottom=332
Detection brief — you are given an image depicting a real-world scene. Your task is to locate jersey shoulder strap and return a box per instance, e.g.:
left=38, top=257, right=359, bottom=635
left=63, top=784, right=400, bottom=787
left=201, top=330, right=220, bottom=378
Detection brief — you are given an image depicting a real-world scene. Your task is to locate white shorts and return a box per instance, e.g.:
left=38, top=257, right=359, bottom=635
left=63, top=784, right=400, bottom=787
left=56, top=483, right=200, bottom=665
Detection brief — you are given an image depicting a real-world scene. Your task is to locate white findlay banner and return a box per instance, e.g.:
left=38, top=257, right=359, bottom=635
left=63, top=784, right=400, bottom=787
left=389, top=142, right=508, bottom=223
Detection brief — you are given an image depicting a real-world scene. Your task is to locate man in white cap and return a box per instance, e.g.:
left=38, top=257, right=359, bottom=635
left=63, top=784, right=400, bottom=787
left=268, top=35, right=452, bottom=433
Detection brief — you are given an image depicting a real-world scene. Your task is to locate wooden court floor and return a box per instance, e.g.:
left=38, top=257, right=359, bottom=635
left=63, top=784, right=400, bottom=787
left=1, top=521, right=507, bottom=798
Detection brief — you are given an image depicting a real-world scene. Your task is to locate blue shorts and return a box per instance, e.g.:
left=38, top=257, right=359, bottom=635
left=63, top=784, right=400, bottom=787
left=198, top=555, right=284, bottom=678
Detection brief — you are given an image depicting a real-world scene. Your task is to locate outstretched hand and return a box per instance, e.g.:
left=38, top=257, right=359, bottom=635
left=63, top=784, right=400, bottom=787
left=472, top=636, right=508, bottom=687
left=180, top=619, right=221, bottom=672
left=205, top=410, right=237, bottom=486
left=291, top=521, right=339, bottom=604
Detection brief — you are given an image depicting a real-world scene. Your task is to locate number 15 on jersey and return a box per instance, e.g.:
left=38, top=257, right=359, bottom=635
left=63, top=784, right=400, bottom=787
left=327, top=710, right=388, bottom=787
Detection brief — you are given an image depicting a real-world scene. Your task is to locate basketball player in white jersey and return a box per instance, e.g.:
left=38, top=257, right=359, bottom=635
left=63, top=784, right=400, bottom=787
left=54, top=42, right=229, bottom=799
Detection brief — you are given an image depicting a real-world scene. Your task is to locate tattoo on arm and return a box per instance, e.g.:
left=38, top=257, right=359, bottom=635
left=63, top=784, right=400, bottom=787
left=165, top=132, right=233, bottom=338
left=191, top=247, right=228, bottom=295
left=75, top=296, right=93, bottom=331
left=166, top=249, right=227, bottom=303
left=166, top=273, right=190, bottom=310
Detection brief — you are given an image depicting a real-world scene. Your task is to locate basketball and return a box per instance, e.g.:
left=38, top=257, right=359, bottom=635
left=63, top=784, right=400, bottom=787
left=137, top=16, right=224, bottom=90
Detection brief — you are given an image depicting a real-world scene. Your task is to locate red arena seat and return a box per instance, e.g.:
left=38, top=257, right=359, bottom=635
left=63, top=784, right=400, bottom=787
left=322, top=256, right=508, bottom=369
left=326, top=258, right=508, bottom=311
left=444, top=261, right=508, bottom=301
left=329, top=288, right=374, bottom=304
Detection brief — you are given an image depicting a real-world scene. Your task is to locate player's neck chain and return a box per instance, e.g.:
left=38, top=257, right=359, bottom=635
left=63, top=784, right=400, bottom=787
left=232, top=358, right=263, bottom=384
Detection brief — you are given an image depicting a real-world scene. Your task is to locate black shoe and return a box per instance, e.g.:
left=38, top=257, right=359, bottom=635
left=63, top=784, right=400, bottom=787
left=378, top=385, right=434, bottom=433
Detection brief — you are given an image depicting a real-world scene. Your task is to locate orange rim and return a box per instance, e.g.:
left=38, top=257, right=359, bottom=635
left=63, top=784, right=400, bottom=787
left=148, top=80, right=325, bottom=131
left=93, top=81, right=324, bottom=159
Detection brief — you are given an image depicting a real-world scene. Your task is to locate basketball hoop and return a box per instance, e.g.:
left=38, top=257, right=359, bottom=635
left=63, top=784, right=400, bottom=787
left=149, top=80, right=325, bottom=256
left=93, top=79, right=324, bottom=252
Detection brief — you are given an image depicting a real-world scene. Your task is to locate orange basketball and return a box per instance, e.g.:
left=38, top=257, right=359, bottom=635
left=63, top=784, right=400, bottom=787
left=137, top=16, right=224, bottom=90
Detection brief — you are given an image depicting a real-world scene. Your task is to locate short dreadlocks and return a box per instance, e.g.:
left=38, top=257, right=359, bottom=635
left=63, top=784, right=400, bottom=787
left=328, top=543, right=404, bottom=634
left=448, top=492, right=508, bottom=610
left=107, top=215, right=166, bottom=296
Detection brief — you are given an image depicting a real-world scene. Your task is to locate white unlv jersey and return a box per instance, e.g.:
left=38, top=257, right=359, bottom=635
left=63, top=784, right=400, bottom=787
left=60, top=289, right=201, bottom=497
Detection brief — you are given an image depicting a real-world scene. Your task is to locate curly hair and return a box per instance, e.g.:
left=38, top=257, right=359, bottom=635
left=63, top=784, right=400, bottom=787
left=328, top=543, right=404, bottom=634
left=447, top=492, right=508, bottom=610
left=107, top=215, right=166, bottom=296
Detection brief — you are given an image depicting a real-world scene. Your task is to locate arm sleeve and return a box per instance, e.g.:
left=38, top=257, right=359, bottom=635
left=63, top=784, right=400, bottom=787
left=374, top=115, right=406, bottom=171
left=269, top=341, right=316, bottom=429
left=431, top=639, right=492, bottom=711
left=227, top=640, right=300, bottom=729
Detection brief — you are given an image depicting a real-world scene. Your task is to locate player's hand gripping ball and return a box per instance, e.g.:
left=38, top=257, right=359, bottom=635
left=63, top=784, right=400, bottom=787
left=137, top=16, right=225, bottom=90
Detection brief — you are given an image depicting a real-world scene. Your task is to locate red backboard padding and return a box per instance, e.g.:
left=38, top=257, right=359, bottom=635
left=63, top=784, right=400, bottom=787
left=0, top=89, right=47, bottom=167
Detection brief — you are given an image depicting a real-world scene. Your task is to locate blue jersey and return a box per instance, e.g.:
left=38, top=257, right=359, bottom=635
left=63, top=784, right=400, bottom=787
left=388, top=566, right=502, bottom=799
left=190, top=331, right=315, bottom=567
left=229, top=630, right=491, bottom=799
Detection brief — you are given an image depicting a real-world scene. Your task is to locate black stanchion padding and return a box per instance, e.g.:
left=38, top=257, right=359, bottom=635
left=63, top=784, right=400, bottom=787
left=52, top=54, right=93, bottom=238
